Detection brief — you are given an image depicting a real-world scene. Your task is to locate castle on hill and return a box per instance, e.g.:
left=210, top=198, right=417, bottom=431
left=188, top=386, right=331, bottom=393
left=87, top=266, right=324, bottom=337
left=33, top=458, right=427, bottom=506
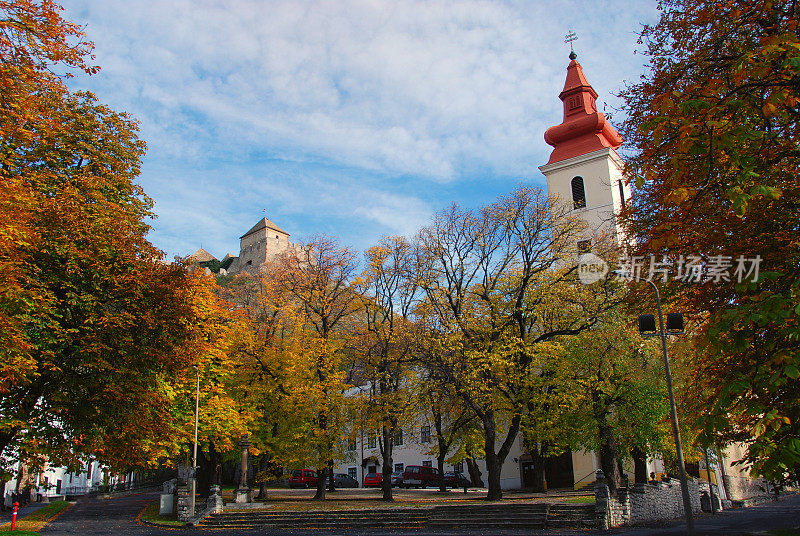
left=187, top=216, right=299, bottom=276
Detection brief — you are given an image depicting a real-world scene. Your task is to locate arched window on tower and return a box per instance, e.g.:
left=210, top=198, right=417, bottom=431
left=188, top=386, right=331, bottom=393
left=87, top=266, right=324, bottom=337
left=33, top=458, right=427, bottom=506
left=571, top=176, right=586, bottom=209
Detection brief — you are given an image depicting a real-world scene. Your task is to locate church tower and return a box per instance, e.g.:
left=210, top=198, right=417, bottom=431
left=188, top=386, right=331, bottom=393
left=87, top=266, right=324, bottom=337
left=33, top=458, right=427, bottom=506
left=539, top=52, right=629, bottom=249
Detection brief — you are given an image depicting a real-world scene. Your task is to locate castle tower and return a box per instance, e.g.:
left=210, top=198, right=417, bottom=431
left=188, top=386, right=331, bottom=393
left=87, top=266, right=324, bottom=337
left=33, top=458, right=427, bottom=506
left=230, top=216, right=295, bottom=274
left=539, top=52, right=629, bottom=250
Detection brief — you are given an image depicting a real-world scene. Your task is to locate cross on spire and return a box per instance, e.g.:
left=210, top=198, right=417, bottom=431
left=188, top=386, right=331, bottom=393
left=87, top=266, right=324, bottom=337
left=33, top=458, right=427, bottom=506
left=564, top=30, right=578, bottom=60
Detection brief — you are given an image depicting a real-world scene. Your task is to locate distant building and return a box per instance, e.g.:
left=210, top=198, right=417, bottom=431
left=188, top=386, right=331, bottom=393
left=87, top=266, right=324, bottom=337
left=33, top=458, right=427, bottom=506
left=227, top=217, right=299, bottom=275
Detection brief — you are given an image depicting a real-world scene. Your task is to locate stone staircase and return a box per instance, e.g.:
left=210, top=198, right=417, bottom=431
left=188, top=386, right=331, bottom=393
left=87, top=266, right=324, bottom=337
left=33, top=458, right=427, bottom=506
left=547, top=503, right=596, bottom=528
left=427, top=503, right=549, bottom=530
left=198, top=502, right=596, bottom=531
left=199, top=507, right=430, bottom=530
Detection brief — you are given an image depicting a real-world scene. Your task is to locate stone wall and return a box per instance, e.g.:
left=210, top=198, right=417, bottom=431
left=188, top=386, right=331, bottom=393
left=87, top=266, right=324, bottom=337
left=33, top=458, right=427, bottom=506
left=176, top=484, right=192, bottom=522
left=627, top=480, right=700, bottom=524
left=595, top=470, right=701, bottom=529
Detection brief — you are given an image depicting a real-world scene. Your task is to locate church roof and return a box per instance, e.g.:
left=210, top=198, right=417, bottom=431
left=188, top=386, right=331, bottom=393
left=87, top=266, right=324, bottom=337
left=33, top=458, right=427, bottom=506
left=544, top=55, right=623, bottom=165
left=189, top=247, right=218, bottom=263
left=240, top=217, right=290, bottom=240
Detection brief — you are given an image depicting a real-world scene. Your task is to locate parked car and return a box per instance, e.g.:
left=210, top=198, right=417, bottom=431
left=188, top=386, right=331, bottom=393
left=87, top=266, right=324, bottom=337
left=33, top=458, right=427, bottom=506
left=443, top=471, right=471, bottom=488
left=363, top=472, right=383, bottom=488
left=401, top=465, right=440, bottom=488
left=390, top=471, right=405, bottom=487
left=331, top=473, right=359, bottom=488
left=289, top=469, right=318, bottom=488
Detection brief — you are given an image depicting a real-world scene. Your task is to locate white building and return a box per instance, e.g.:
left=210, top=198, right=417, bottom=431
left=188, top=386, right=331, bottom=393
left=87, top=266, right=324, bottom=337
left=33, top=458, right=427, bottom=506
left=2, top=459, right=109, bottom=506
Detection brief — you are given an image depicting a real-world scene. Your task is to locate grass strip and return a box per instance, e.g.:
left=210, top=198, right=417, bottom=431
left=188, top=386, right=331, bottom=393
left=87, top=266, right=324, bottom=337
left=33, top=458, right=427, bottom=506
left=0, top=501, right=71, bottom=532
left=0, top=530, right=40, bottom=535
left=563, top=496, right=595, bottom=504
left=138, top=500, right=185, bottom=527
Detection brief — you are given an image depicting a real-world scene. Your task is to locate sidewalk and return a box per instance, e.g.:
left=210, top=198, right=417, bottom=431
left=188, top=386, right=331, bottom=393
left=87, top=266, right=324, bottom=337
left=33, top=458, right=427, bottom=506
left=0, top=501, right=48, bottom=524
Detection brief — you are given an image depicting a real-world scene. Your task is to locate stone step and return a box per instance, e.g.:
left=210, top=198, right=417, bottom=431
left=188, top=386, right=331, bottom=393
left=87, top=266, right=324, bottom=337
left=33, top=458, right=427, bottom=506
left=203, top=515, right=430, bottom=524
left=200, top=520, right=429, bottom=529
left=428, top=520, right=547, bottom=529
left=430, top=512, right=547, bottom=519
left=198, top=502, right=597, bottom=530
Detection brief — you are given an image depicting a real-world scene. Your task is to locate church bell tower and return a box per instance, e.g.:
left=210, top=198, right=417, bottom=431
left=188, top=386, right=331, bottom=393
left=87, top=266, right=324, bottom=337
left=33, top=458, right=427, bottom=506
left=539, top=51, right=629, bottom=249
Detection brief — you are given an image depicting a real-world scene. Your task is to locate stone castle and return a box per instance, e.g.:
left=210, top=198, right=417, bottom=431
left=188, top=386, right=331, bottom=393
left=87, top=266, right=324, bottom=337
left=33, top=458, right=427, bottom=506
left=188, top=216, right=299, bottom=276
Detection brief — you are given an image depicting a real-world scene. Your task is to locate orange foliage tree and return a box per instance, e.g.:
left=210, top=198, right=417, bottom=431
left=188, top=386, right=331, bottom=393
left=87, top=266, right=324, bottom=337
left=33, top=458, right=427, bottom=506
left=619, top=0, right=800, bottom=480
left=0, top=1, right=229, bottom=478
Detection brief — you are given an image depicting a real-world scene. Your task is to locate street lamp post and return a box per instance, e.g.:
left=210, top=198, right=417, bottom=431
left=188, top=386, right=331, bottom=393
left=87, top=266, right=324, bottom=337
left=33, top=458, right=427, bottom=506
left=613, top=271, right=696, bottom=536
left=191, top=365, right=200, bottom=518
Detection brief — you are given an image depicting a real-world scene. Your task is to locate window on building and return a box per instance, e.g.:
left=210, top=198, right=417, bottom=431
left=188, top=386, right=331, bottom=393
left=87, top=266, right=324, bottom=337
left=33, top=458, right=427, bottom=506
left=453, top=462, right=463, bottom=473
left=367, top=433, right=376, bottom=449
left=87, top=464, right=92, bottom=479
left=395, top=463, right=404, bottom=472
left=423, top=460, right=432, bottom=468
left=571, top=176, right=587, bottom=209
left=420, top=425, right=431, bottom=443
left=394, top=428, right=403, bottom=446
left=348, top=467, right=357, bottom=479
left=577, top=240, right=592, bottom=254
left=347, top=438, right=356, bottom=451
left=618, top=180, right=626, bottom=208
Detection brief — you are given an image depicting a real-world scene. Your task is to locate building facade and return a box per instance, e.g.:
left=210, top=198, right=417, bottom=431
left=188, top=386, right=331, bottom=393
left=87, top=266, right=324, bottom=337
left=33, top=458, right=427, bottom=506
left=227, top=217, right=299, bottom=275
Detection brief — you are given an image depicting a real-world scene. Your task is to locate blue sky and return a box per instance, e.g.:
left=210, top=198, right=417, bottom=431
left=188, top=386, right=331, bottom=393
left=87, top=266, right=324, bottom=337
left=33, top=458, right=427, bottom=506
left=61, top=0, right=659, bottom=261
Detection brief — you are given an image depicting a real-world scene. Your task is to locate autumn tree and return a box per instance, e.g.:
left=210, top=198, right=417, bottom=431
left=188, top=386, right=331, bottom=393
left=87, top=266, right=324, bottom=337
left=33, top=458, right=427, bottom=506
left=0, top=1, right=223, bottom=479
left=416, top=372, right=477, bottom=492
left=352, top=236, right=420, bottom=500
left=619, top=0, right=800, bottom=480
left=272, top=236, right=359, bottom=500
left=561, top=316, right=670, bottom=492
left=415, top=186, right=616, bottom=499
left=0, top=0, right=92, bottom=392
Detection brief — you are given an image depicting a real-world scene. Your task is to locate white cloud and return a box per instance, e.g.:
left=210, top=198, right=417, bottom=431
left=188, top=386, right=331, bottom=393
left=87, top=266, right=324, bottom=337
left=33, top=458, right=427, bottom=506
left=62, top=0, right=659, bottom=257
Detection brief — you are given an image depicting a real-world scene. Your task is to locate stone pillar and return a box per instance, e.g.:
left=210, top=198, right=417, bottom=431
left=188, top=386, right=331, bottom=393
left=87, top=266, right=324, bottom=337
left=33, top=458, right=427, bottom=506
left=235, top=434, right=252, bottom=504
left=618, top=486, right=631, bottom=525
left=207, top=485, right=223, bottom=513
left=176, top=484, right=192, bottom=522
left=595, top=469, right=611, bottom=530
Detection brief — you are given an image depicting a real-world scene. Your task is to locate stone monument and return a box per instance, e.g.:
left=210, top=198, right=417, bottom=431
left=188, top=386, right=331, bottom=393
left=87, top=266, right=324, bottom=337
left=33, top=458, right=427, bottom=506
left=235, top=434, right=252, bottom=503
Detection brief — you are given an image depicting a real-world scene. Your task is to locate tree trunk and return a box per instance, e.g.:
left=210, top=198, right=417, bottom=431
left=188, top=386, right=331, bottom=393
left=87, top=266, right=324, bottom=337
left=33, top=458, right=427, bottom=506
left=597, top=419, right=621, bottom=493
left=529, top=444, right=547, bottom=492
left=631, top=446, right=647, bottom=485
left=196, top=448, right=211, bottom=497
left=466, top=455, right=483, bottom=487
left=482, top=413, right=502, bottom=500
left=313, top=466, right=327, bottom=500
left=256, top=454, right=269, bottom=499
left=380, top=431, right=393, bottom=501
left=437, top=453, right=447, bottom=492
left=480, top=410, right=520, bottom=500
left=592, top=390, right=620, bottom=494
left=326, top=459, right=337, bottom=492
left=485, top=450, right=502, bottom=500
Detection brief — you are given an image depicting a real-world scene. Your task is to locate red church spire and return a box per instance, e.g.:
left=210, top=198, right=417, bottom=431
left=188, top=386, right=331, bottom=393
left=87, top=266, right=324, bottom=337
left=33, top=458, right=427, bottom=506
left=543, top=54, right=623, bottom=164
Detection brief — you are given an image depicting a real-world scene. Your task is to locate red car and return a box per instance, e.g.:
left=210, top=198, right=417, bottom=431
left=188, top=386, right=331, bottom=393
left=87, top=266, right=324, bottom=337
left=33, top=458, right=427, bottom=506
left=363, top=472, right=383, bottom=488
left=289, top=469, right=318, bottom=488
